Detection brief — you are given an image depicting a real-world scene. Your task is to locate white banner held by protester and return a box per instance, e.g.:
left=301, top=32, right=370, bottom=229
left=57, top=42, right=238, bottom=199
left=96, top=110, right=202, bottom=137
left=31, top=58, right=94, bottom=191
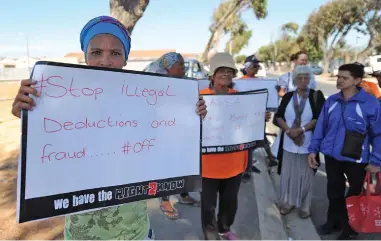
left=201, top=90, right=268, bottom=154
left=17, top=61, right=201, bottom=223
left=232, top=78, right=279, bottom=111
left=198, top=79, right=210, bottom=90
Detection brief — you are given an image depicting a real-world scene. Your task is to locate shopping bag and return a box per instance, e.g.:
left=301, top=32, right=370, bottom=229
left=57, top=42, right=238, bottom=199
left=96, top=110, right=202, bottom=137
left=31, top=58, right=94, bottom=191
left=346, top=171, right=381, bottom=233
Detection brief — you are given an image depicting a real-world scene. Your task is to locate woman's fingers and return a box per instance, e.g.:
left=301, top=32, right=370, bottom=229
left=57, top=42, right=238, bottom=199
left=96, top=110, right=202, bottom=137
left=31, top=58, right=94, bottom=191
left=12, top=102, right=34, bottom=118
left=19, top=84, right=40, bottom=97
left=11, top=79, right=39, bottom=118
left=15, top=93, right=36, bottom=106
left=308, top=155, right=317, bottom=169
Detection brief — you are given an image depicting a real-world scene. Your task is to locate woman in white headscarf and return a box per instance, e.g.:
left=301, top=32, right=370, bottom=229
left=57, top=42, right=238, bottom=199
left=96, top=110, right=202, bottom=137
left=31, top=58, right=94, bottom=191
left=145, top=52, right=201, bottom=220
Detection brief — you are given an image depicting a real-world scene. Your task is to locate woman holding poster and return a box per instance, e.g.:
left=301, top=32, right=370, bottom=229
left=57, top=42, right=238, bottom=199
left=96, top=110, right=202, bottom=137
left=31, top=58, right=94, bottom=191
left=145, top=52, right=201, bottom=220
left=200, top=52, right=246, bottom=240
left=273, top=66, right=325, bottom=219
left=11, top=16, right=207, bottom=240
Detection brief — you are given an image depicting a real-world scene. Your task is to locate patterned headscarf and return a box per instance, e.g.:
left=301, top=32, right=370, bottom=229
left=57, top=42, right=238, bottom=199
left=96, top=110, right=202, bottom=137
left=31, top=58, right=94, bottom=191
left=145, top=52, right=183, bottom=75
left=80, top=16, right=131, bottom=60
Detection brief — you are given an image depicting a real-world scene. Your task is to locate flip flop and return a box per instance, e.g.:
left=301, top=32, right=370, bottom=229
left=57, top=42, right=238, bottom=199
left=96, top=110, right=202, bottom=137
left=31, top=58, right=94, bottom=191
left=160, top=203, right=179, bottom=220
left=179, top=196, right=200, bottom=207
left=280, top=206, right=294, bottom=215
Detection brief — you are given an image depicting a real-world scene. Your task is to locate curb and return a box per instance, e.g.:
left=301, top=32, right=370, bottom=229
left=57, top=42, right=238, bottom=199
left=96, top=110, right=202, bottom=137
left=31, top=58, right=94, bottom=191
left=252, top=148, right=288, bottom=240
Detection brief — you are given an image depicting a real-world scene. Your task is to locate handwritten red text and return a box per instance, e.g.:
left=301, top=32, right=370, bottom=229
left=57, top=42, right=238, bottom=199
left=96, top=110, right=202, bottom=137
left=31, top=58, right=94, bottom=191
left=121, top=139, right=156, bottom=154
left=41, top=144, right=86, bottom=163
left=34, top=75, right=103, bottom=100
left=151, top=118, right=176, bottom=128
left=206, top=97, right=240, bottom=107
left=230, top=114, right=248, bottom=121
left=44, top=117, right=138, bottom=133
left=121, top=83, right=176, bottom=105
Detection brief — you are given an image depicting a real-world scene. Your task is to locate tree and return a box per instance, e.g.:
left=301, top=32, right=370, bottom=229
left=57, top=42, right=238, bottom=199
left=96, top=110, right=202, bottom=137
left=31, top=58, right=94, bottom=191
left=202, top=0, right=268, bottom=63
left=281, top=22, right=299, bottom=36
left=225, top=20, right=252, bottom=55
left=356, top=0, right=381, bottom=59
left=302, top=0, right=366, bottom=74
left=376, top=43, right=381, bottom=55
left=110, top=0, right=150, bottom=33
left=235, top=54, right=247, bottom=63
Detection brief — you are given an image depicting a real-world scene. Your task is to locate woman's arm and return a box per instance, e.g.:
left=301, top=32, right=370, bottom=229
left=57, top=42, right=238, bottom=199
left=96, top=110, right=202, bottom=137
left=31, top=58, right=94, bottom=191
left=302, top=119, right=317, bottom=132
left=276, top=117, right=290, bottom=134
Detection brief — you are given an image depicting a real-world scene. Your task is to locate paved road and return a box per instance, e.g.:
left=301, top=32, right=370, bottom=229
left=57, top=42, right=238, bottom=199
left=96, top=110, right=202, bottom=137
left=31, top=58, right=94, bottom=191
left=268, top=74, right=381, bottom=240
left=148, top=180, right=261, bottom=240
left=268, top=73, right=338, bottom=97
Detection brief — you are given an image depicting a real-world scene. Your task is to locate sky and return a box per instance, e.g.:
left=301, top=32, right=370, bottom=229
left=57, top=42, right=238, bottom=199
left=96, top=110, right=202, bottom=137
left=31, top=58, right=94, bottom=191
left=0, top=0, right=370, bottom=58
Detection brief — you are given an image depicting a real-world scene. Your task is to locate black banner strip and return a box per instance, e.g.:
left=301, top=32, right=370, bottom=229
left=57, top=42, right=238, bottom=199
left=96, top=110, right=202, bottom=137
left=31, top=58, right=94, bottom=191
left=19, top=175, right=201, bottom=223
left=201, top=140, right=265, bottom=154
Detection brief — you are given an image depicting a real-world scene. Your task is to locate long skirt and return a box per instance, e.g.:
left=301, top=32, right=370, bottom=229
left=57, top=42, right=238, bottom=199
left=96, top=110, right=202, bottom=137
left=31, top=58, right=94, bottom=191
left=279, top=150, right=314, bottom=210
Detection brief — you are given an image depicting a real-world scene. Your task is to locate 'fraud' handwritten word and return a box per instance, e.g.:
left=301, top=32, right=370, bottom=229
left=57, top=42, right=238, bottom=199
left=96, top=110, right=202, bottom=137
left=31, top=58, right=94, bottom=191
left=41, top=144, right=86, bottom=163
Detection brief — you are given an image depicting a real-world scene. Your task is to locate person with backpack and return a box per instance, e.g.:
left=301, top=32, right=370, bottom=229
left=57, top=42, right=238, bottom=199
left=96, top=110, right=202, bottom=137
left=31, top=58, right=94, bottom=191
left=273, top=65, right=325, bottom=218
left=308, top=63, right=381, bottom=240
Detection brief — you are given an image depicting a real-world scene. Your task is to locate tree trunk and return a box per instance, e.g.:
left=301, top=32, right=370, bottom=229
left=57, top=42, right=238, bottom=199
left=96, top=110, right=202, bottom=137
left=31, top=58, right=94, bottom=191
left=201, top=29, right=222, bottom=63
left=323, top=50, right=332, bottom=75
left=110, top=0, right=150, bottom=34
left=359, top=29, right=380, bottom=59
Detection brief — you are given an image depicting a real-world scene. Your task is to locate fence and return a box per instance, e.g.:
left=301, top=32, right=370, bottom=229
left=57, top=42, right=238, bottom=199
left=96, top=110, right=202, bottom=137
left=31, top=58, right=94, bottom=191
left=0, top=68, right=32, bottom=82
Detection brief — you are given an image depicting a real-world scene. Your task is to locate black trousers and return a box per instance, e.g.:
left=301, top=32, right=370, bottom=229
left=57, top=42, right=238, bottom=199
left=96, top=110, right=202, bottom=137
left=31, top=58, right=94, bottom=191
left=325, top=156, right=366, bottom=233
left=244, top=148, right=254, bottom=174
left=201, top=174, right=242, bottom=240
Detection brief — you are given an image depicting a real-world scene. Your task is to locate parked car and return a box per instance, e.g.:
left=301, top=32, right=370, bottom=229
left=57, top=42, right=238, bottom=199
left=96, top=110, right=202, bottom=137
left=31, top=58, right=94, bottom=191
left=310, top=65, right=323, bottom=75
left=142, top=58, right=208, bottom=79
left=184, top=58, right=208, bottom=79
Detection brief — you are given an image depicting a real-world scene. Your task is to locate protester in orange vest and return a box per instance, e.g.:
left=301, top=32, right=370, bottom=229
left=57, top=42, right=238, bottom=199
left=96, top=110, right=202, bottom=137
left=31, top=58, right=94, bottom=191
left=200, top=52, right=247, bottom=240
left=354, top=62, right=381, bottom=99
left=240, top=54, right=262, bottom=79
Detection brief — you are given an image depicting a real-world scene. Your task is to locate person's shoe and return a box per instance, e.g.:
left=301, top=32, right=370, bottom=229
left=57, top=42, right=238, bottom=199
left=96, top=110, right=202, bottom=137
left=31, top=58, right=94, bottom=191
left=268, top=159, right=278, bottom=167
left=298, top=210, right=310, bottom=219
left=317, top=222, right=341, bottom=235
left=336, top=230, right=358, bottom=240
left=242, top=172, right=252, bottom=182
left=251, top=166, right=261, bottom=173
left=219, top=231, right=239, bottom=240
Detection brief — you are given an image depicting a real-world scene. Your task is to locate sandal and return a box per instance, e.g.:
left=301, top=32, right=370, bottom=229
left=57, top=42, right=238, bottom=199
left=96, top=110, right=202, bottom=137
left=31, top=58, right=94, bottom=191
left=179, top=195, right=200, bottom=207
left=280, top=206, right=294, bottom=215
left=160, top=201, right=179, bottom=220
left=299, top=210, right=311, bottom=219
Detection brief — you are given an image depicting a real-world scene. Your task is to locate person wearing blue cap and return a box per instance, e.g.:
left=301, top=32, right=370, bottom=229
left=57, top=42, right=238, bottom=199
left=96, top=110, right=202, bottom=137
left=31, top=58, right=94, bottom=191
left=11, top=15, right=207, bottom=240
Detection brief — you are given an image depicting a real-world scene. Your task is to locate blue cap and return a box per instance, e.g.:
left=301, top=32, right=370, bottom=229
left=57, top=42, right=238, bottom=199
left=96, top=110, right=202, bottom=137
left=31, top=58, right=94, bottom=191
left=80, top=16, right=131, bottom=60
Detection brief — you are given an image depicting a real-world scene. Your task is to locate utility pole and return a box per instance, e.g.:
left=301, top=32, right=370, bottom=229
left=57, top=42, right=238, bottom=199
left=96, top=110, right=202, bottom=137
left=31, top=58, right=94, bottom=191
left=354, top=35, right=360, bottom=61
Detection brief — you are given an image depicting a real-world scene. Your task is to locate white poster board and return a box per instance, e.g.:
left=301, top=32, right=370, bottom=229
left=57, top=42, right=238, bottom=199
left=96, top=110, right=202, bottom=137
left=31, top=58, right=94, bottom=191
left=17, top=61, right=201, bottom=223
left=198, top=79, right=210, bottom=91
left=232, top=78, right=279, bottom=111
left=201, top=90, right=268, bottom=154
left=198, top=78, right=278, bottom=111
